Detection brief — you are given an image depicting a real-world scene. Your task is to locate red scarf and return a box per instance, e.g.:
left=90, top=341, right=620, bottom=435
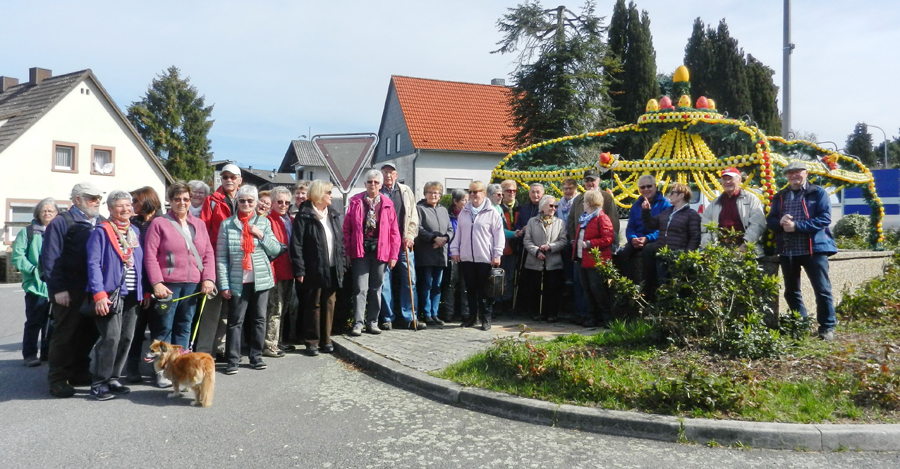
left=238, top=211, right=256, bottom=271
left=102, top=220, right=135, bottom=267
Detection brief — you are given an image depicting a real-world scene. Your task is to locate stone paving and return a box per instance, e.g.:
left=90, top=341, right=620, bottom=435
left=341, top=318, right=601, bottom=371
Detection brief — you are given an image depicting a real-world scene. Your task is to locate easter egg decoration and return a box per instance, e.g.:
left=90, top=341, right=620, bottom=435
left=659, top=96, right=674, bottom=110
left=677, top=95, right=691, bottom=108
left=673, top=65, right=690, bottom=83
left=645, top=99, right=659, bottom=112
left=707, top=98, right=716, bottom=110
left=695, top=96, right=709, bottom=109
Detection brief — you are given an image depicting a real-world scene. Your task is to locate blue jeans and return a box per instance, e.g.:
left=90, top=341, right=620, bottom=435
left=780, top=254, right=836, bottom=332
left=572, top=260, right=591, bottom=320
left=23, top=293, right=52, bottom=360
left=416, top=266, right=444, bottom=319
left=152, top=282, right=200, bottom=348
left=381, top=249, right=416, bottom=323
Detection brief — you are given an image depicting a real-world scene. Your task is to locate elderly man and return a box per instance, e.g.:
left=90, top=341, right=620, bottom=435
left=496, top=180, right=518, bottom=313
left=196, top=163, right=242, bottom=358
left=615, top=174, right=670, bottom=298
left=565, top=170, right=620, bottom=326
left=378, top=163, right=422, bottom=330
left=701, top=167, right=767, bottom=253
left=264, top=186, right=295, bottom=357
left=766, top=161, right=838, bottom=341
left=42, top=182, right=105, bottom=398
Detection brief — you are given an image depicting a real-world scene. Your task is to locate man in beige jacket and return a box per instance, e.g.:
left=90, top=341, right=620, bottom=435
left=700, top=167, right=767, bottom=255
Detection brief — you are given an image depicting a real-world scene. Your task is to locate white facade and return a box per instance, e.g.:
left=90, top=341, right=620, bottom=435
left=1, top=78, right=168, bottom=243
left=379, top=150, right=504, bottom=199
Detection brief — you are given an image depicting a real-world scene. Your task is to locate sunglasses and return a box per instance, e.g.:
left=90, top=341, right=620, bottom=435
left=171, top=197, right=191, bottom=203
left=237, top=199, right=255, bottom=204
left=468, top=190, right=483, bottom=195
left=504, top=189, right=516, bottom=193
left=221, top=174, right=239, bottom=181
left=274, top=200, right=291, bottom=205
left=548, top=204, right=558, bottom=208
left=639, top=185, right=654, bottom=190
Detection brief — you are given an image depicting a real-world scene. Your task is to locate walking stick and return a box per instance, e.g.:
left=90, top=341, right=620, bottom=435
left=405, top=245, right=417, bottom=331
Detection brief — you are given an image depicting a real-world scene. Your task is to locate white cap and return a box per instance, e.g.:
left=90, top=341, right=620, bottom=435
left=220, top=163, right=241, bottom=176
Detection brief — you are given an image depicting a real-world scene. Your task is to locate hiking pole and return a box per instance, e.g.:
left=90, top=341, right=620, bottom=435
left=405, top=245, right=417, bottom=331
left=512, top=245, right=526, bottom=313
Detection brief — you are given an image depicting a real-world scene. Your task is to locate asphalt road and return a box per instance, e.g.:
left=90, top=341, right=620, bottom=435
left=0, top=283, right=898, bottom=468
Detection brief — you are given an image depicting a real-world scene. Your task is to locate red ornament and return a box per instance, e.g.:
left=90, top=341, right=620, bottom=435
left=599, top=152, right=612, bottom=165
left=659, top=96, right=674, bottom=110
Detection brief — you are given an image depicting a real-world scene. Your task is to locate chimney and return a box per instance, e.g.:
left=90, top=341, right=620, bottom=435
left=29, top=67, right=52, bottom=85
left=491, top=78, right=506, bottom=86
left=1, top=76, right=18, bottom=93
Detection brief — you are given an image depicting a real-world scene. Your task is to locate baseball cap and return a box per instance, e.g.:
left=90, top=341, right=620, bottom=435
left=380, top=162, right=397, bottom=171
left=71, top=181, right=104, bottom=198
left=784, top=160, right=808, bottom=172
left=583, top=169, right=600, bottom=180
left=720, top=167, right=741, bottom=179
left=220, top=163, right=241, bottom=176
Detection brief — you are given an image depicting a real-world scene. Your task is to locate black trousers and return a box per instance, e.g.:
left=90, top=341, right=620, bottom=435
left=616, top=241, right=659, bottom=300
left=520, top=268, right=563, bottom=318
left=226, top=285, right=269, bottom=367
left=48, top=291, right=98, bottom=386
left=458, top=262, right=494, bottom=321
left=92, top=293, right=140, bottom=386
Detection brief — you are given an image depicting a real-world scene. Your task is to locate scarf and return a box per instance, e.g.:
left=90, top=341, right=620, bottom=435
left=578, top=207, right=601, bottom=229
left=237, top=211, right=256, bottom=271
left=103, top=219, right=138, bottom=268
left=540, top=214, right=554, bottom=227
left=364, top=195, right=379, bottom=237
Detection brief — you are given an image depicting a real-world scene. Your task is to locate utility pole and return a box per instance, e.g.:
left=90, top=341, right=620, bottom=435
left=866, top=123, right=889, bottom=169
left=782, top=0, right=795, bottom=138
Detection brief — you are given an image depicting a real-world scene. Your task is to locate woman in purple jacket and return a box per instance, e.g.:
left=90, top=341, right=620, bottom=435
left=343, top=170, right=401, bottom=337
left=143, top=182, right=216, bottom=354
left=449, top=181, right=504, bottom=331
left=86, top=190, right=144, bottom=401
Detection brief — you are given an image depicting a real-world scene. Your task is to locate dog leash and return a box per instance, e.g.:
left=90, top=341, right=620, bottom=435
left=188, top=287, right=218, bottom=352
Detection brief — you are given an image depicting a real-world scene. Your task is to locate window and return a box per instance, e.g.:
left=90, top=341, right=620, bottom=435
left=395, top=133, right=401, bottom=152
left=91, top=145, right=115, bottom=175
left=386, top=137, right=391, bottom=156
left=307, top=171, right=314, bottom=180
left=52, top=141, right=78, bottom=172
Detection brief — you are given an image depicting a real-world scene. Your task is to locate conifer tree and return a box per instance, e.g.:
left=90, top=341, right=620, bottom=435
left=845, top=123, right=878, bottom=168
left=710, top=21, right=751, bottom=119
left=745, top=54, right=782, bottom=136
left=127, top=66, right=215, bottom=182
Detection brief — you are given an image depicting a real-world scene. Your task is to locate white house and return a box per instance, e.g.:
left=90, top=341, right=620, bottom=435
left=0, top=67, right=172, bottom=244
left=374, top=75, right=516, bottom=198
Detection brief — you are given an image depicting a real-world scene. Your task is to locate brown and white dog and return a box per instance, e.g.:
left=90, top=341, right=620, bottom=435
left=144, top=340, right=215, bottom=407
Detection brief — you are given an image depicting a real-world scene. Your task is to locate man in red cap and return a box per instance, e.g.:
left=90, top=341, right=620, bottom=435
left=700, top=167, right=766, bottom=254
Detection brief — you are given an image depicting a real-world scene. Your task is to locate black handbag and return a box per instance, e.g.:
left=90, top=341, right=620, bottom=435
left=484, top=267, right=505, bottom=299
left=79, top=265, right=126, bottom=316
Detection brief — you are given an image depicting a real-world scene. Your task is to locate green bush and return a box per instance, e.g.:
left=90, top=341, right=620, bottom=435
left=834, top=214, right=870, bottom=239
left=837, top=251, right=900, bottom=320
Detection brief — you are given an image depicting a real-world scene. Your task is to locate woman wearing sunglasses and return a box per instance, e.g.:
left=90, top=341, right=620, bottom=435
left=641, top=182, right=701, bottom=286
left=522, top=195, right=567, bottom=322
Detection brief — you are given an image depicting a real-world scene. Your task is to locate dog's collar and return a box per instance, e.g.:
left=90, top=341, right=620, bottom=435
left=178, top=348, right=191, bottom=355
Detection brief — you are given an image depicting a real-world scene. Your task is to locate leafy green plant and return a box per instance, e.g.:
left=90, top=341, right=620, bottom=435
left=834, top=214, right=869, bottom=239
left=837, top=251, right=900, bottom=320
left=717, top=312, right=786, bottom=359
left=779, top=310, right=812, bottom=342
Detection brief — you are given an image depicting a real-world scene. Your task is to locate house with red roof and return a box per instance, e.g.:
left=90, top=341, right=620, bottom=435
left=374, top=76, right=516, bottom=198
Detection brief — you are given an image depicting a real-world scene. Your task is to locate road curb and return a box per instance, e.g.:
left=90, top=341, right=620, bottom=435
left=332, top=337, right=900, bottom=451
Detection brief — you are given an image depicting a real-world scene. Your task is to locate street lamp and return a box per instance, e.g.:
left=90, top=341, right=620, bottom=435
left=816, top=141, right=839, bottom=152
left=864, top=123, right=888, bottom=169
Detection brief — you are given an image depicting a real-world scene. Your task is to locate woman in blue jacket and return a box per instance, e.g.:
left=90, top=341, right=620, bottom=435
left=86, top=190, right=143, bottom=401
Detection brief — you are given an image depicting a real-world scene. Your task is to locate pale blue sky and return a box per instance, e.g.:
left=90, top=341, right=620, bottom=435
left=3, top=0, right=896, bottom=169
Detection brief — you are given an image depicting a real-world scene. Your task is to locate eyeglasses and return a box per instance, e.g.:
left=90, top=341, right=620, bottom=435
left=221, top=174, right=238, bottom=181
left=274, top=200, right=291, bottom=205
left=548, top=204, right=558, bottom=208
left=237, top=199, right=255, bottom=204
left=86, top=195, right=102, bottom=202
left=468, top=190, right=483, bottom=195
left=171, top=197, right=191, bottom=203
left=365, top=180, right=380, bottom=185
left=639, top=185, right=654, bottom=190
left=504, top=189, right=516, bottom=193
left=668, top=191, right=684, bottom=196
left=426, top=191, right=442, bottom=196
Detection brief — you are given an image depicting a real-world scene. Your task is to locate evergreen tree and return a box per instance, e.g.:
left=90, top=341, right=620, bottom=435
left=607, top=0, right=629, bottom=119
left=845, top=123, right=877, bottom=168
left=710, top=20, right=751, bottom=119
left=745, top=54, right=782, bottom=136
left=494, top=1, right=616, bottom=167
left=656, top=71, right=673, bottom=97
left=872, top=131, right=900, bottom=169
left=683, top=18, right=713, bottom=101
left=127, top=66, right=215, bottom=182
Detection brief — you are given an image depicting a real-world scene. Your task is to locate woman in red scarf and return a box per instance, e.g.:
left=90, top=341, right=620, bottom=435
left=215, top=185, right=286, bottom=375
left=86, top=190, right=144, bottom=401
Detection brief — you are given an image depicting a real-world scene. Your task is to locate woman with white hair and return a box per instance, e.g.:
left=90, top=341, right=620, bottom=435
left=85, top=190, right=144, bottom=400
left=12, top=198, right=59, bottom=367
left=522, top=195, right=567, bottom=322
left=216, top=185, right=286, bottom=375
left=187, top=180, right=210, bottom=218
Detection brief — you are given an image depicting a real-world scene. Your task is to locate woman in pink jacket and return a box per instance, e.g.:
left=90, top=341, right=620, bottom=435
left=449, top=181, right=504, bottom=331
left=343, top=170, right=401, bottom=336
left=143, top=182, right=217, bottom=350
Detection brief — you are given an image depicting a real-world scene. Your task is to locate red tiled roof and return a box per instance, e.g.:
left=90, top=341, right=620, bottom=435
left=392, top=75, right=516, bottom=154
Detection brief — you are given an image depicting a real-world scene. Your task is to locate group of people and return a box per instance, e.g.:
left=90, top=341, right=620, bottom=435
left=16, top=159, right=838, bottom=401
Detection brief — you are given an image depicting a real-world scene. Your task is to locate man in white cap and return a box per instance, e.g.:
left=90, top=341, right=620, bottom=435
left=42, top=182, right=105, bottom=398
left=378, top=163, right=422, bottom=331
left=766, top=160, right=838, bottom=341
left=195, top=163, right=242, bottom=359
left=700, top=167, right=766, bottom=254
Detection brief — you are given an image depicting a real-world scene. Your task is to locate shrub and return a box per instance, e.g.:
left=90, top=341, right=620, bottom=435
left=834, top=213, right=869, bottom=239
left=837, top=251, right=900, bottom=320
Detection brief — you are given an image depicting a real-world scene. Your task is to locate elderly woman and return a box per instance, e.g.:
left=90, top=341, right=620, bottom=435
left=12, top=198, right=58, bottom=367
left=343, top=169, right=401, bottom=336
left=257, top=190, right=272, bottom=217
left=264, top=186, right=296, bottom=357
left=144, top=182, right=216, bottom=353
left=415, top=181, right=453, bottom=326
left=188, top=180, right=210, bottom=218
left=641, top=182, right=701, bottom=286
left=291, top=180, right=346, bottom=355
left=440, top=189, right=469, bottom=322
left=573, top=190, right=614, bottom=328
left=522, top=195, right=568, bottom=322
left=487, top=183, right=503, bottom=215
left=85, top=191, right=144, bottom=400
left=449, top=181, right=504, bottom=331
left=217, top=185, right=286, bottom=375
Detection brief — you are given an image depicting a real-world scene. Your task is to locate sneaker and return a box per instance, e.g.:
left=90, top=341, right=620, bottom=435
left=379, top=322, right=392, bottom=331
left=366, top=323, right=382, bottom=335
left=408, top=321, right=427, bottom=331
left=819, top=329, right=835, bottom=342
left=251, top=360, right=267, bottom=370
left=108, top=380, right=131, bottom=394
left=321, top=343, right=334, bottom=354
left=349, top=324, right=363, bottom=336
left=50, top=382, right=76, bottom=398
left=304, top=345, right=319, bottom=357
left=155, top=371, right=172, bottom=388
left=224, top=365, right=239, bottom=375
left=90, top=385, right=116, bottom=401
left=263, top=348, right=285, bottom=358
left=24, top=357, right=40, bottom=367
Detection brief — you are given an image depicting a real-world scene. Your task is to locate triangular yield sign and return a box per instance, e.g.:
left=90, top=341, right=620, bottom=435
left=311, top=134, right=378, bottom=193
